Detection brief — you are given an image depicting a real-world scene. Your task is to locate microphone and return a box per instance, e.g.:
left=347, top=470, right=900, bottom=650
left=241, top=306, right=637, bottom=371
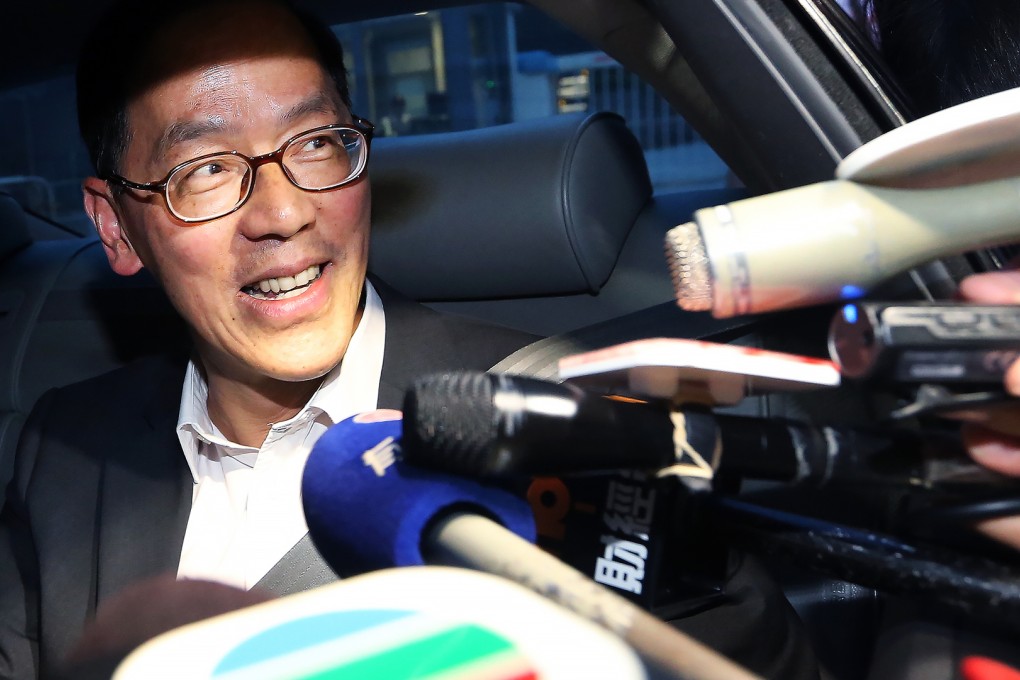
left=664, top=176, right=1020, bottom=318
left=402, top=371, right=676, bottom=478
left=666, top=88, right=1020, bottom=319
left=301, top=410, right=760, bottom=680
left=109, top=568, right=649, bottom=680
left=301, top=409, right=535, bottom=574
left=402, top=372, right=1013, bottom=490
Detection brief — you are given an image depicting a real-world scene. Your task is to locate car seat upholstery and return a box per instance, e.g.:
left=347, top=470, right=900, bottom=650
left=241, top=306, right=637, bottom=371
left=371, top=111, right=651, bottom=302
left=0, top=193, right=35, bottom=488
left=0, top=194, right=34, bottom=259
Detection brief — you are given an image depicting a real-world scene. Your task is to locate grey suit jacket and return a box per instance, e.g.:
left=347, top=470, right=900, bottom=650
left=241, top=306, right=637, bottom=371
left=0, top=282, right=535, bottom=680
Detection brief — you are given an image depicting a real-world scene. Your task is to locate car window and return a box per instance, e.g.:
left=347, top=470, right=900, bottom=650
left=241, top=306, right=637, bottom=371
left=0, top=73, right=89, bottom=226
left=334, top=3, right=732, bottom=194
left=0, top=1, right=732, bottom=231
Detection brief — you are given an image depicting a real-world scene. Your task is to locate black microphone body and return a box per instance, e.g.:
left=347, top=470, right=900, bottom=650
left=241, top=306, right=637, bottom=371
left=402, top=373, right=1020, bottom=628
left=403, top=371, right=675, bottom=477
left=403, top=372, right=1008, bottom=491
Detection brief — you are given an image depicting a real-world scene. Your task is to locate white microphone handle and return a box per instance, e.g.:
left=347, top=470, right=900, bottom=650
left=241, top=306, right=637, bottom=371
left=424, top=512, right=762, bottom=680
left=690, top=177, right=1020, bottom=317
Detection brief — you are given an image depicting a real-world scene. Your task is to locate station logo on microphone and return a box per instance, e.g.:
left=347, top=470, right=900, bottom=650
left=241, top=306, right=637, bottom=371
left=527, top=468, right=726, bottom=608
left=210, top=609, right=539, bottom=680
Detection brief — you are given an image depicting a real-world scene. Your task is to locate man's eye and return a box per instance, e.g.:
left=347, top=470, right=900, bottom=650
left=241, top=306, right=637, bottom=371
left=173, top=158, right=241, bottom=195
left=296, top=135, right=340, bottom=158
left=193, top=162, right=225, bottom=176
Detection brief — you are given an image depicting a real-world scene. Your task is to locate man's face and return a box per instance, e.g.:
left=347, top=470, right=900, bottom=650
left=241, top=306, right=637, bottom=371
left=91, top=13, right=370, bottom=387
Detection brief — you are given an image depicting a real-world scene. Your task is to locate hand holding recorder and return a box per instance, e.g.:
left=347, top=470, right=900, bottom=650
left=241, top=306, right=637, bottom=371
left=954, top=269, right=1020, bottom=550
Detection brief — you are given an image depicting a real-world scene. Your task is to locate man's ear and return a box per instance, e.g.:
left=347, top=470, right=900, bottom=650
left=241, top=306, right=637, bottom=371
left=82, top=177, right=144, bottom=276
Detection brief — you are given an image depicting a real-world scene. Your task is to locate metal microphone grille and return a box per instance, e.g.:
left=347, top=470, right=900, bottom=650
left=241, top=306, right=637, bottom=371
left=403, top=371, right=497, bottom=476
left=665, top=222, right=713, bottom=312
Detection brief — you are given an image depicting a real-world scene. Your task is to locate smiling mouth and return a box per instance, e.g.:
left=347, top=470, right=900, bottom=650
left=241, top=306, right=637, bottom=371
left=242, top=264, right=325, bottom=300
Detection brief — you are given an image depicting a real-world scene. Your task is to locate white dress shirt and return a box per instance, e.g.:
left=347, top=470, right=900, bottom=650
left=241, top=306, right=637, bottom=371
left=175, top=280, right=386, bottom=589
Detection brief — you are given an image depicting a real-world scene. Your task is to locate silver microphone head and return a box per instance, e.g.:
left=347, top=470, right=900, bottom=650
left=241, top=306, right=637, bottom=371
left=665, top=222, right=713, bottom=312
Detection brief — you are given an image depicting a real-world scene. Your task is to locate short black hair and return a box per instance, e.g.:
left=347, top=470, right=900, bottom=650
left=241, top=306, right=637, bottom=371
left=76, top=0, right=352, bottom=178
left=865, top=0, right=1020, bottom=115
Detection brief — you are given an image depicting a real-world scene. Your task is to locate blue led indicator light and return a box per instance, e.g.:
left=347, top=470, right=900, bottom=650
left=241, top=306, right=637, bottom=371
left=842, top=304, right=858, bottom=324
left=840, top=285, right=865, bottom=300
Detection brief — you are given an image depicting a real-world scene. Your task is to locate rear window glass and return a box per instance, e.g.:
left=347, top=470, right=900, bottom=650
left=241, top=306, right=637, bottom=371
left=0, top=2, right=731, bottom=226
left=334, top=3, right=731, bottom=193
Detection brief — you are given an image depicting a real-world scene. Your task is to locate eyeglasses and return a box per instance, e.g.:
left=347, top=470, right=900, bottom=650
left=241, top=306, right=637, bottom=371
left=106, top=116, right=375, bottom=224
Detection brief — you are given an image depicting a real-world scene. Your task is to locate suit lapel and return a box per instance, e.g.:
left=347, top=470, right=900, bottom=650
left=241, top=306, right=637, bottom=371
left=371, top=276, right=538, bottom=410
left=374, top=281, right=452, bottom=410
left=96, top=358, right=191, bottom=603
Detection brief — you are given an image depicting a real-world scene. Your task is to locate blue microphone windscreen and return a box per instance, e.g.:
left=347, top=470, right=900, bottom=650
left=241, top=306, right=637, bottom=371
left=302, top=410, right=536, bottom=576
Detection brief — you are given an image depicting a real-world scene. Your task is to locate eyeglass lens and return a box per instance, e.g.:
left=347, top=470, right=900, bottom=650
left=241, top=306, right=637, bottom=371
left=166, top=127, right=367, bottom=221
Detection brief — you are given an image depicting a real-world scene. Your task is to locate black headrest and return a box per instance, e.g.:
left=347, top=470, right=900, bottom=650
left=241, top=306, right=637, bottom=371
left=368, top=112, right=652, bottom=300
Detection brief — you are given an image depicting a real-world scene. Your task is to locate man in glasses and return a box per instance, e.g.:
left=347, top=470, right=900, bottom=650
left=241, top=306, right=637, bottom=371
left=0, top=1, right=821, bottom=679
left=0, top=1, right=535, bottom=677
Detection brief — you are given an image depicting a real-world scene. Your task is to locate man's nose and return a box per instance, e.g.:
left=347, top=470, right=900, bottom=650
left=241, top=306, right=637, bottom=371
left=236, top=161, right=316, bottom=239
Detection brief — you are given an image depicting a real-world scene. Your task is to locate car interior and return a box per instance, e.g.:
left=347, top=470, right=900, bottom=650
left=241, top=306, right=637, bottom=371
left=0, top=0, right=1015, bottom=678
